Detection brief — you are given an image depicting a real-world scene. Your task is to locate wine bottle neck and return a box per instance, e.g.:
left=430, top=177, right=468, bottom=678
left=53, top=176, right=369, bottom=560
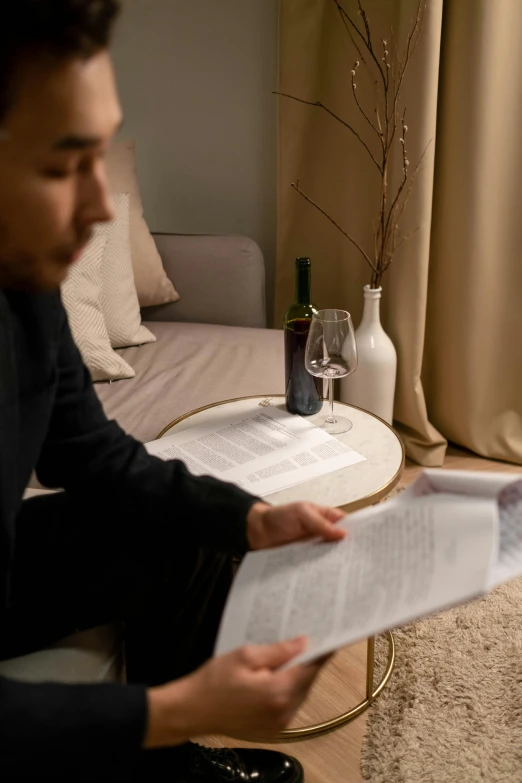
left=295, top=264, right=312, bottom=305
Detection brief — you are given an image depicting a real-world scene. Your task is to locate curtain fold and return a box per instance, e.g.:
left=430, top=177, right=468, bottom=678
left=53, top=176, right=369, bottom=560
left=423, top=0, right=522, bottom=464
left=277, top=0, right=522, bottom=466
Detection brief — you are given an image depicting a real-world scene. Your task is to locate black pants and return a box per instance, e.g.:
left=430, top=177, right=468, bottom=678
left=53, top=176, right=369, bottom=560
left=0, top=492, right=235, bottom=775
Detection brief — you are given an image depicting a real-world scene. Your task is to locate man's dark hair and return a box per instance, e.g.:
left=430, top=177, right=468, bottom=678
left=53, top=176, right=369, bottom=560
left=0, top=0, right=120, bottom=121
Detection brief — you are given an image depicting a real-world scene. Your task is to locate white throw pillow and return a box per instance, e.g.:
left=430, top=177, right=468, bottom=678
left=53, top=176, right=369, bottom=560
left=61, top=232, right=136, bottom=382
left=106, top=139, right=180, bottom=307
left=98, top=192, right=157, bottom=350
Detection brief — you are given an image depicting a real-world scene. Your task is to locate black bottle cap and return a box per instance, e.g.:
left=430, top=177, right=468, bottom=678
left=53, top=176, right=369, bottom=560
left=295, top=257, right=311, bottom=266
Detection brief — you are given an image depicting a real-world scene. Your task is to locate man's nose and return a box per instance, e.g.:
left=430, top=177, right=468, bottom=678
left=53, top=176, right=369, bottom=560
left=78, top=166, right=115, bottom=226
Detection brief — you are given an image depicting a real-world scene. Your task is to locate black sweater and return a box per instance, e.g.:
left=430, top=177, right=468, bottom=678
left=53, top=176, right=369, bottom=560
left=0, top=288, right=257, bottom=773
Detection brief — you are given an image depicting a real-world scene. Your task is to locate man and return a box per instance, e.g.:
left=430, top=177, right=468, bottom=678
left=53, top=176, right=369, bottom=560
left=0, top=2, right=347, bottom=780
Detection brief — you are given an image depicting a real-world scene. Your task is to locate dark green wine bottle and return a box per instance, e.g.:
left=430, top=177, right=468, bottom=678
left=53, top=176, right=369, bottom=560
left=284, top=258, right=323, bottom=415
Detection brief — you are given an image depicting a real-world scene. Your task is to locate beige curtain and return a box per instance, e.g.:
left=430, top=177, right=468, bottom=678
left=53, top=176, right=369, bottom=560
left=276, top=0, right=522, bottom=466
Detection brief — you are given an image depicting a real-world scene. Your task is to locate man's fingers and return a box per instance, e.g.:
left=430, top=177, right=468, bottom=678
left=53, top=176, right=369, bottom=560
left=238, top=637, right=307, bottom=670
left=303, top=506, right=346, bottom=541
left=322, top=506, right=346, bottom=524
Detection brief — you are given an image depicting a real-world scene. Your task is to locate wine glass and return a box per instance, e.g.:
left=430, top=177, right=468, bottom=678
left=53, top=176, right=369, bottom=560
left=305, top=309, right=358, bottom=434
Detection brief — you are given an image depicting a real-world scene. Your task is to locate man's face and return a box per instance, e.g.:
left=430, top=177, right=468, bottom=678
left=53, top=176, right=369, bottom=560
left=0, top=52, right=122, bottom=291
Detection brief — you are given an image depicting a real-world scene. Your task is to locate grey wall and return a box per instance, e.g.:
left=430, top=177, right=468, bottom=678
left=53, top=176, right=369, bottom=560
left=112, top=0, right=278, bottom=322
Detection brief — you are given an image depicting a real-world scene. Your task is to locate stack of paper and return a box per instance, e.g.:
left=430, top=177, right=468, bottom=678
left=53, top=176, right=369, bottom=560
left=215, top=469, right=522, bottom=665
left=145, top=406, right=366, bottom=496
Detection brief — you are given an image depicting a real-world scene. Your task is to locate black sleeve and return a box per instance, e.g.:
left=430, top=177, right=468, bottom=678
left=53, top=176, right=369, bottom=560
left=36, top=299, right=261, bottom=554
left=0, top=676, right=146, bottom=776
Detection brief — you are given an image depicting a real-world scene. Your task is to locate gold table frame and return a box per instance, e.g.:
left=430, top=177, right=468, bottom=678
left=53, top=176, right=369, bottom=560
left=158, top=395, right=404, bottom=740
left=277, top=632, right=396, bottom=740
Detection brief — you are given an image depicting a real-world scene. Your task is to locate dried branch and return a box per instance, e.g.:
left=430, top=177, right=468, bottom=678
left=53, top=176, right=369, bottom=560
left=333, top=0, right=365, bottom=61
left=389, top=0, right=424, bottom=142
left=389, top=24, right=398, bottom=84
left=274, top=90, right=382, bottom=172
left=358, top=0, right=372, bottom=44
left=350, top=61, right=383, bottom=144
left=284, top=0, right=427, bottom=288
left=381, top=38, right=392, bottom=91
left=389, top=22, right=401, bottom=135
left=392, top=225, right=420, bottom=255
left=334, top=0, right=387, bottom=92
left=374, top=79, right=383, bottom=135
left=291, top=179, right=378, bottom=274
left=406, top=0, right=425, bottom=60
left=389, top=160, right=428, bottom=246
left=383, top=136, right=430, bottom=251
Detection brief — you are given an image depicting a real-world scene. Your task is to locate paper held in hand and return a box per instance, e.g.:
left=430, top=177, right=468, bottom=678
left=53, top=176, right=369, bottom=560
left=215, top=469, right=522, bottom=667
left=145, top=406, right=366, bottom=496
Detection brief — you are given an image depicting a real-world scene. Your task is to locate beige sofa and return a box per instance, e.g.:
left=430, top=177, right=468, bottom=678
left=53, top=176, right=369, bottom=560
left=0, top=233, right=284, bottom=685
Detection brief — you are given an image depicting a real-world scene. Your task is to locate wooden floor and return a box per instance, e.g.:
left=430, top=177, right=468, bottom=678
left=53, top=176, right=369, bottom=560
left=203, top=445, right=522, bottom=782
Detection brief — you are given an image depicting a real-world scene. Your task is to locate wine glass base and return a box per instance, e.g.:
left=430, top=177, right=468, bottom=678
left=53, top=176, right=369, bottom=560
left=315, top=415, right=353, bottom=435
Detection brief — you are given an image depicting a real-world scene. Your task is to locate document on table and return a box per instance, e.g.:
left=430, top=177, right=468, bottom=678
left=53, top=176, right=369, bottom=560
left=145, top=406, right=366, bottom=496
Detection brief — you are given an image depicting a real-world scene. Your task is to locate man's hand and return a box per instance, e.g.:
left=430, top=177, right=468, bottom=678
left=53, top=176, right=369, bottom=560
left=246, top=501, right=346, bottom=550
left=144, top=637, right=326, bottom=747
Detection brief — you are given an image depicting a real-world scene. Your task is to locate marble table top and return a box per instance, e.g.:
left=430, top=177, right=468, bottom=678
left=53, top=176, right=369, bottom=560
left=160, top=395, right=405, bottom=512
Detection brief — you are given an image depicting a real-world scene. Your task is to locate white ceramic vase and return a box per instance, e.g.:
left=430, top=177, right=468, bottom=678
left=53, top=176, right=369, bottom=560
left=340, top=285, right=397, bottom=424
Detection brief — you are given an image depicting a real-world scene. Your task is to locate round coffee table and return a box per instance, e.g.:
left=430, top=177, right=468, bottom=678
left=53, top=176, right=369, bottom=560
left=158, top=395, right=404, bottom=738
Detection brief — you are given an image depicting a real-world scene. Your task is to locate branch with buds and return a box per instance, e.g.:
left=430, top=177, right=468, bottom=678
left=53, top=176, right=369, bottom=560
left=277, top=0, right=427, bottom=289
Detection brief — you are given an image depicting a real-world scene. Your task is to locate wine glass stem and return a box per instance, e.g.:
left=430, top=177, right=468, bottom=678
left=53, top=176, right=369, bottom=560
left=326, top=378, right=336, bottom=424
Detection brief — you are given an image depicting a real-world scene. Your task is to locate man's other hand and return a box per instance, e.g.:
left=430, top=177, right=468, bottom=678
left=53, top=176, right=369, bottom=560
left=144, top=637, right=327, bottom=746
left=246, top=501, right=346, bottom=550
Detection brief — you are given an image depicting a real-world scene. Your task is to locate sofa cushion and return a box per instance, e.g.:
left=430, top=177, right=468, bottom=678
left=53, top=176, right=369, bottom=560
left=96, top=321, right=285, bottom=443
left=7, top=493, right=124, bottom=686
left=61, top=231, right=135, bottom=382
left=99, top=192, right=156, bottom=350
left=0, top=625, right=124, bottom=684
left=106, top=140, right=180, bottom=308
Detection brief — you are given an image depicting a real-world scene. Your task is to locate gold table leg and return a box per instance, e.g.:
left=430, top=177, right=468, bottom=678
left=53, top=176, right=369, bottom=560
left=366, top=635, right=375, bottom=700
left=276, top=632, right=395, bottom=741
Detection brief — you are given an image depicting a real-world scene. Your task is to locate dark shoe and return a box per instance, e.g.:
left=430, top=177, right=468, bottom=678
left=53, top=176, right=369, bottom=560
left=187, top=742, right=304, bottom=782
